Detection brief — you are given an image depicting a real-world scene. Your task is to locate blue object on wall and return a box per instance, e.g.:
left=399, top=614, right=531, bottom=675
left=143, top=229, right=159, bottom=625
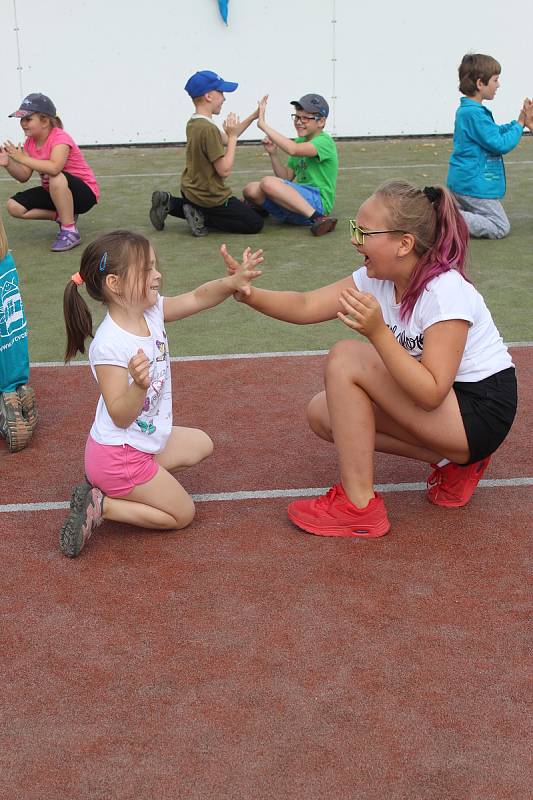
left=218, top=0, right=229, bottom=24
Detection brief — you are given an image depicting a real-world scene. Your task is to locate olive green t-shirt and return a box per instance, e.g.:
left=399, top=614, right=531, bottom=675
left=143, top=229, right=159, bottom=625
left=180, top=117, right=232, bottom=207
left=287, top=130, right=338, bottom=215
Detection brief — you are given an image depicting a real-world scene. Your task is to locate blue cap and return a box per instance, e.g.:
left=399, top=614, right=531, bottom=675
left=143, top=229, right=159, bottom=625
left=9, top=93, right=57, bottom=118
left=184, top=70, right=238, bottom=98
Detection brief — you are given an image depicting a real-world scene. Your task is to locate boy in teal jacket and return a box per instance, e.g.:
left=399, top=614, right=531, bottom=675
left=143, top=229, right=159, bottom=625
left=447, top=53, right=530, bottom=239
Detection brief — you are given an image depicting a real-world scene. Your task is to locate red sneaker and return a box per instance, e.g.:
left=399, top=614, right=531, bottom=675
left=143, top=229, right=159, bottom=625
left=287, top=484, right=390, bottom=538
left=427, top=457, right=491, bottom=508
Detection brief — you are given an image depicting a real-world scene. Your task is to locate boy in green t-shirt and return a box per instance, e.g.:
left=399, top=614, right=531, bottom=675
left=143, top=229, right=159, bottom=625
left=149, top=70, right=264, bottom=237
left=242, top=94, right=338, bottom=236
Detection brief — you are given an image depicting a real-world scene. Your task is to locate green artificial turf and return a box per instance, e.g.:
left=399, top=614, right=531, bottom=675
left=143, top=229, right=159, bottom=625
left=2, top=136, right=532, bottom=363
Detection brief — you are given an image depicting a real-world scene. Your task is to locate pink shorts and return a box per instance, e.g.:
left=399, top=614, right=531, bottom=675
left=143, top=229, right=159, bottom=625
left=85, top=436, right=159, bottom=498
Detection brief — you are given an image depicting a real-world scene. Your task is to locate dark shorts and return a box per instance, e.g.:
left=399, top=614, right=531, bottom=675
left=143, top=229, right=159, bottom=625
left=11, top=172, right=97, bottom=215
left=454, top=367, right=517, bottom=464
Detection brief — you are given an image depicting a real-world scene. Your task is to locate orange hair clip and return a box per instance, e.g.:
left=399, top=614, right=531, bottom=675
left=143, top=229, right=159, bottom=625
left=71, top=272, right=84, bottom=286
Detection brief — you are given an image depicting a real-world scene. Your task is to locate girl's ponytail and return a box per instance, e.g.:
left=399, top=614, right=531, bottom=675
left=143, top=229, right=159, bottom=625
left=63, top=276, right=93, bottom=362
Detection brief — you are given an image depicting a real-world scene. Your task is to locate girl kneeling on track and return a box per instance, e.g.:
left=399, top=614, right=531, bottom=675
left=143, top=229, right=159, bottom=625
left=222, top=180, right=517, bottom=539
left=60, top=230, right=262, bottom=557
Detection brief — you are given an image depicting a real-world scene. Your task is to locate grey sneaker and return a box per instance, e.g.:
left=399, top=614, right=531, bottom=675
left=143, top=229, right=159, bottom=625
left=150, top=190, right=171, bottom=231
left=17, top=384, right=38, bottom=432
left=51, top=228, right=81, bottom=252
left=0, top=391, right=33, bottom=452
left=60, top=482, right=104, bottom=558
left=183, top=203, right=209, bottom=237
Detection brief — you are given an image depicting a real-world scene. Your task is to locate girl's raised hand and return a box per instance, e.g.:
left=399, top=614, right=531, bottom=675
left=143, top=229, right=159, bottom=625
left=128, top=348, right=151, bottom=390
left=337, top=287, right=386, bottom=340
left=2, top=140, right=25, bottom=162
left=220, top=244, right=263, bottom=299
left=0, top=147, right=9, bottom=167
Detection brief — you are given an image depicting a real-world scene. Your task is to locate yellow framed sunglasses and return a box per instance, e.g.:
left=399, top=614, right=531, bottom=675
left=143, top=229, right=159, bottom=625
left=349, top=219, right=405, bottom=245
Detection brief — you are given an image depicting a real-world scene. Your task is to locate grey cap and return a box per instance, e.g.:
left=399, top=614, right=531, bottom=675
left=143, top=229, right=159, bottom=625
left=9, top=93, right=57, bottom=118
left=290, top=93, right=329, bottom=118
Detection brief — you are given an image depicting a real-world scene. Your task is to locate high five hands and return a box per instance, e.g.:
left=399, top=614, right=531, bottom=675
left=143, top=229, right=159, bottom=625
left=220, top=244, right=263, bottom=300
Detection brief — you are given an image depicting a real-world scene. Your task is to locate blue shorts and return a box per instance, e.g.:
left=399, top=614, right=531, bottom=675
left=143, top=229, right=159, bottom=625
left=262, top=182, right=324, bottom=225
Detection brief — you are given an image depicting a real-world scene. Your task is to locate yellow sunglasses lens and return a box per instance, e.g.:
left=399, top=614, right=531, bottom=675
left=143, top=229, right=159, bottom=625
left=350, top=221, right=363, bottom=244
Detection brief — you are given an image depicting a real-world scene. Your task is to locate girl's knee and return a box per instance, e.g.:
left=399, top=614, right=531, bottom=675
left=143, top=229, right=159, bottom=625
left=174, top=498, right=196, bottom=529
left=198, top=430, right=214, bottom=461
left=48, top=172, right=67, bottom=187
left=6, top=198, right=24, bottom=218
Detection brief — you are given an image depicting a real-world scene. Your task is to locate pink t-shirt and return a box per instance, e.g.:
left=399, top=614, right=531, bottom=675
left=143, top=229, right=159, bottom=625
left=24, top=127, right=100, bottom=201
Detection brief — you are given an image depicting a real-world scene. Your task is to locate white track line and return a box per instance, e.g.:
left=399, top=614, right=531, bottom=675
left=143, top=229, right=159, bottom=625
left=2, top=477, right=532, bottom=514
left=28, top=341, right=533, bottom=369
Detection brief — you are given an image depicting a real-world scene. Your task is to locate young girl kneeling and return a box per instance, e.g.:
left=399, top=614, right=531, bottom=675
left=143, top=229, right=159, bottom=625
left=61, top=230, right=262, bottom=557
left=222, top=180, right=517, bottom=538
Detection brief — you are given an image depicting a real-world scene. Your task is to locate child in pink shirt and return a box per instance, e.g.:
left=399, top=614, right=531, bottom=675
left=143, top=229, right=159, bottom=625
left=1, top=93, right=100, bottom=252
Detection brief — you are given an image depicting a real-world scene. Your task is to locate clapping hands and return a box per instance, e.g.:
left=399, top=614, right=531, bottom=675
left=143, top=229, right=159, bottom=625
left=220, top=244, right=263, bottom=300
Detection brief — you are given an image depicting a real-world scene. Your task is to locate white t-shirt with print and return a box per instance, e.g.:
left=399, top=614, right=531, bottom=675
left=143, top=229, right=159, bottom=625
left=89, top=295, right=172, bottom=453
left=352, top=267, right=513, bottom=382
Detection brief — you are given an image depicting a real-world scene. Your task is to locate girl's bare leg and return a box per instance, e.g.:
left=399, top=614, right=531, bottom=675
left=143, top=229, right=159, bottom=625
left=48, top=173, right=75, bottom=225
left=6, top=198, right=56, bottom=221
left=310, top=340, right=469, bottom=507
left=101, top=427, right=214, bottom=530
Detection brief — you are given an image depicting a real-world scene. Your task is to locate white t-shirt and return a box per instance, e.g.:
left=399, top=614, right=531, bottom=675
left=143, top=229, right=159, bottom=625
left=352, top=267, right=513, bottom=382
left=89, top=295, right=172, bottom=453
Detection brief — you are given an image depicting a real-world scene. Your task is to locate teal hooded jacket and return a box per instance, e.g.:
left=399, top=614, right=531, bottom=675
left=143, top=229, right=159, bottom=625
left=447, top=97, right=523, bottom=199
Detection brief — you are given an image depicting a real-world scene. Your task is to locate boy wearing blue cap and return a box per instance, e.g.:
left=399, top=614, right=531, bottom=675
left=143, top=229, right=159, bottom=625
left=242, top=94, right=338, bottom=236
left=150, top=70, right=264, bottom=237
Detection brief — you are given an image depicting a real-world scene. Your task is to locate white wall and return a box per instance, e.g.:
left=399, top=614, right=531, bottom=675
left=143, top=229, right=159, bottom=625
left=2, top=0, right=531, bottom=145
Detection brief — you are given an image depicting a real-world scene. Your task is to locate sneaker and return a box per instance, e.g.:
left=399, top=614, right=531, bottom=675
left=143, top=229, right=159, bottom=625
left=183, top=203, right=209, bottom=237
left=51, top=228, right=81, bottom=252
left=288, top=484, right=390, bottom=538
left=310, top=215, right=337, bottom=237
left=0, top=391, right=33, bottom=452
left=17, top=384, right=38, bottom=433
left=149, top=190, right=171, bottom=231
left=427, top=457, right=491, bottom=508
left=60, top=482, right=104, bottom=558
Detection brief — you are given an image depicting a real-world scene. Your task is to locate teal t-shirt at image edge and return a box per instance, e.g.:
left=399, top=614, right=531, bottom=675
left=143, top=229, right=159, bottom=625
left=0, top=251, right=30, bottom=393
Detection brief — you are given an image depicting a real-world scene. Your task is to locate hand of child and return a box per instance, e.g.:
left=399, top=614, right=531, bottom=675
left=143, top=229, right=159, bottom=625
left=337, top=288, right=386, bottom=340
left=251, top=95, right=268, bottom=121
left=257, top=95, right=269, bottom=129
left=2, top=140, right=25, bottom=162
left=128, top=348, right=151, bottom=390
left=220, top=244, right=263, bottom=300
left=223, top=112, right=241, bottom=138
left=262, top=136, right=277, bottom=155
left=0, top=147, right=8, bottom=167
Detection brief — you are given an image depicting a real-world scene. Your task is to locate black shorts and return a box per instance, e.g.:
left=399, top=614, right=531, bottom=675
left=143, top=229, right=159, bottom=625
left=454, top=367, right=517, bottom=464
left=11, top=172, right=97, bottom=215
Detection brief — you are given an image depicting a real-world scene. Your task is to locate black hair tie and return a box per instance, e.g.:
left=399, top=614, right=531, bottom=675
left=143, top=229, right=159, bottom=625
left=423, top=186, right=440, bottom=203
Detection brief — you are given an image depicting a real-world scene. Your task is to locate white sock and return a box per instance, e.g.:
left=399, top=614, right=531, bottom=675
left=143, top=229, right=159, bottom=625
left=437, top=458, right=450, bottom=467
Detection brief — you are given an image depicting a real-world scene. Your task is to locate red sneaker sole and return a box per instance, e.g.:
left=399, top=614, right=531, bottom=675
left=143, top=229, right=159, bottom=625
left=288, top=511, right=390, bottom=538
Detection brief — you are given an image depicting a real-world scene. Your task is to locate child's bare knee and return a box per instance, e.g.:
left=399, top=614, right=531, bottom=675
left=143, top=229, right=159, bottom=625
left=175, top=499, right=196, bottom=529
left=6, top=199, right=23, bottom=218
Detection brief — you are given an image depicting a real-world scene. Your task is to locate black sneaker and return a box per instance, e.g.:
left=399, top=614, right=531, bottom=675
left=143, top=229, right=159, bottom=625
left=149, top=190, right=171, bottom=231
left=183, top=203, right=209, bottom=237
left=310, top=215, right=338, bottom=237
